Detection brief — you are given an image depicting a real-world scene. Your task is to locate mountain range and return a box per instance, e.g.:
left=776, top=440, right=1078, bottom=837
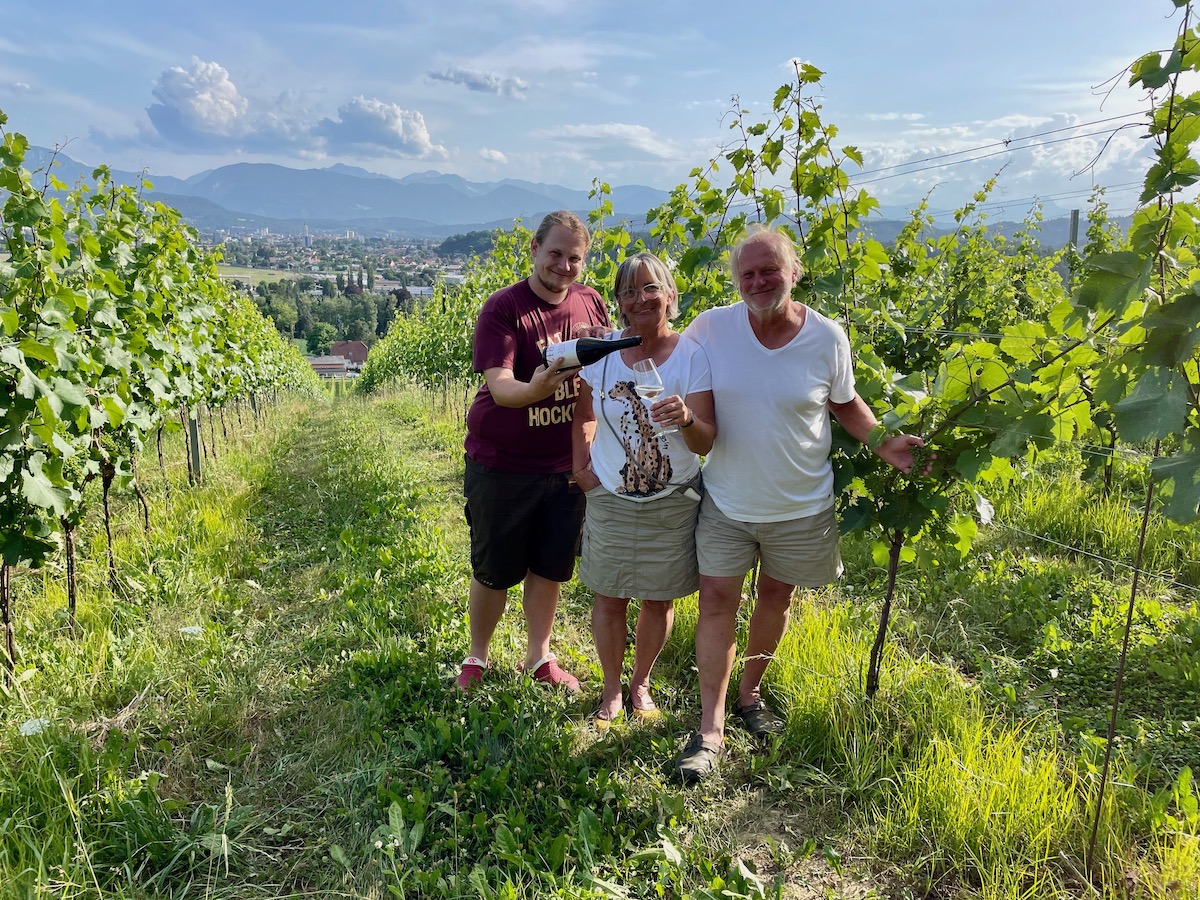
left=22, top=147, right=669, bottom=239
left=22, top=146, right=1115, bottom=245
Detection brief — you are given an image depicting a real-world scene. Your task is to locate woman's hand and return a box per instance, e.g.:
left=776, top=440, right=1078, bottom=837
left=649, top=394, right=691, bottom=431
left=573, top=466, right=602, bottom=491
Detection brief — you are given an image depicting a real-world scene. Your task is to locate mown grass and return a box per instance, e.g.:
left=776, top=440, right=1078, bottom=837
left=215, top=265, right=295, bottom=285
left=0, top=386, right=1196, bottom=899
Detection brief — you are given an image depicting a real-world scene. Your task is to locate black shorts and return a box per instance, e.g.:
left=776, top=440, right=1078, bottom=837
left=463, top=455, right=585, bottom=590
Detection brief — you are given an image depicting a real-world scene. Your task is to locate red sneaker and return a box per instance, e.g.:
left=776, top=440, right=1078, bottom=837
left=522, top=653, right=580, bottom=692
left=455, top=656, right=487, bottom=692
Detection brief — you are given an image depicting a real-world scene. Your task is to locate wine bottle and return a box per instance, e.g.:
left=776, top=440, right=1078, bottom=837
left=542, top=335, right=642, bottom=369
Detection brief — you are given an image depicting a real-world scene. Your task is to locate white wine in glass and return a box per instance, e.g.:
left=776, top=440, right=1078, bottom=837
left=631, top=358, right=676, bottom=434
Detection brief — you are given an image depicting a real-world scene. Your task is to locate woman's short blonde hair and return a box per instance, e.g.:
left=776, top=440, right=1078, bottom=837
left=614, top=252, right=679, bottom=325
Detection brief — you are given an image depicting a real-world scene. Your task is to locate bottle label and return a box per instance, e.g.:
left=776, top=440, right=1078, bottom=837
left=543, top=340, right=580, bottom=369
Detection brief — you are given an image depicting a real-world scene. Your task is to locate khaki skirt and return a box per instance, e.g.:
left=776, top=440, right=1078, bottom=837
left=578, top=484, right=701, bottom=601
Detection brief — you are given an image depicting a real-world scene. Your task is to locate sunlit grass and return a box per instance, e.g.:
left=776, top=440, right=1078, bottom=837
left=990, top=449, right=1200, bottom=588
left=1148, top=832, right=1200, bottom=900
left=874, top=716, right=1081, bottom=895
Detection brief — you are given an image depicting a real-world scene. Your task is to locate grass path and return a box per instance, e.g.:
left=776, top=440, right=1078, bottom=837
left=220, top=395, right=876, bottom=897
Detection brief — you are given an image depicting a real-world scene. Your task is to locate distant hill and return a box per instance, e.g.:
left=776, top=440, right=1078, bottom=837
left=20, top=146, right=1122, bottom=244
left=21, top=148, right=668, bottom=238
left=21, top=145, right=192, bottom=195
left=860, top=212, right=1132, bottom=249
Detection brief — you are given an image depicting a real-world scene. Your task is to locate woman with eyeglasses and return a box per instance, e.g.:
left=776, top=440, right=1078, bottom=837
left=571, top=251, right=716, bottom=728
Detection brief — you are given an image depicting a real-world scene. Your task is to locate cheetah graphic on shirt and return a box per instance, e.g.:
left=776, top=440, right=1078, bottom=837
left=608, top=380, right=672, bottom=496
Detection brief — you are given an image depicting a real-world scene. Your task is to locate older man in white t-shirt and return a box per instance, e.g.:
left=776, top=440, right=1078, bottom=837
left=674, top=226, right=926, bottom=784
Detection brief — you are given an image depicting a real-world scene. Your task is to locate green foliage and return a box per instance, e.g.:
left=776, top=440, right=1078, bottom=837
left=357, top=223, right=533, bottom=392
left=1, top=118, right=321, bottom=571
left=306, top=321, right=338, bottom=355
left=437, top=229, right=496, bottom=258
left=1099, top=12, right=1200, bottom=522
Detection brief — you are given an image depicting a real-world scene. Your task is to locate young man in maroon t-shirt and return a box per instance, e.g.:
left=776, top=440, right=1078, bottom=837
left=457, top=210, right=611, bottom=691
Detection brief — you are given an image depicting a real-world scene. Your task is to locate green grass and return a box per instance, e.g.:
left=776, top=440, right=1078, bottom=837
left=216, top=265, right=297, bottom=285
left=1, top=388, right=1196, bottom=898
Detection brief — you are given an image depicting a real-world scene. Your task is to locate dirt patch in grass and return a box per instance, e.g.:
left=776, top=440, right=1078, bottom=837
left=731, top=801, right=900, bottom=898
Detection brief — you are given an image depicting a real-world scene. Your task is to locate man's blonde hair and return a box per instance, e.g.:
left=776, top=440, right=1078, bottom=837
left=729, top=225, right=802, bottom=278
left=534, top=210, right=591, bottom=247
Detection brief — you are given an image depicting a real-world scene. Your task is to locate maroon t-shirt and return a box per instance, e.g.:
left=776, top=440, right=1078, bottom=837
left=465, top=279, right=610, bottom=473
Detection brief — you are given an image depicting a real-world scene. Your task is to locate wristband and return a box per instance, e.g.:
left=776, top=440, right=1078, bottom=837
left=680, top=410, right=695, bottom=428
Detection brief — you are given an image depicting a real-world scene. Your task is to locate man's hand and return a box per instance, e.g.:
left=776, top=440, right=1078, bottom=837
left=484, top=356, right=576, bottom=407
left=830, top=397, right=932, bottom=475
left=876, top=434, right=933, bottom=476
left=529, top=355, right=576, bottom=398
left=575, top=324, right=615, bottom=339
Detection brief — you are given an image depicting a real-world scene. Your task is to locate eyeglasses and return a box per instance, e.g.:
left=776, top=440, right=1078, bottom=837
left=617, top=283, right=664, bottom=302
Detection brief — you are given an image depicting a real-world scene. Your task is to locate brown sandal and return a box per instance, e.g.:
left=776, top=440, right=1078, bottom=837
left=673, top=732, right=724, bottom=784
left=734, top=698, right=784, bottom=738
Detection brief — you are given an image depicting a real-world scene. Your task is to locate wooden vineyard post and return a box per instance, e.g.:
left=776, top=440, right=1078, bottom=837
left=1, top=565, right=13, bottom=684
left=188, top=412, right=203, bottom=484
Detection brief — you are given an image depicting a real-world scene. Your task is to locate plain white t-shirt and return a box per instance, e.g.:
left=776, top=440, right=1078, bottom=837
left=684, top=301, right=855, bottom=522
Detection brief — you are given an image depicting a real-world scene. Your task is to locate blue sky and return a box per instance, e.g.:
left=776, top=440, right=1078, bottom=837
left=0, top=1, right=1186, bottom=217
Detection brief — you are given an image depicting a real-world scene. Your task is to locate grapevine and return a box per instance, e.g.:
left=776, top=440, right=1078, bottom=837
left=0, top=110, right=322, bottom=674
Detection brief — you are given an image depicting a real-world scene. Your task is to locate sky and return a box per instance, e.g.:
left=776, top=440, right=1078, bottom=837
left=0, top=0, right=1189, bottom=219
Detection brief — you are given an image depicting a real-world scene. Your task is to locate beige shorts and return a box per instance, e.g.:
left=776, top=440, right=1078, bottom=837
left=696, top=495, right=843, bottom=587
left=579, top=485, right=701, bottom=601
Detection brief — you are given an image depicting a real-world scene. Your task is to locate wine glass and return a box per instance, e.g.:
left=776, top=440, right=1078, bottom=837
left=630, top=358, right=677, bottom=435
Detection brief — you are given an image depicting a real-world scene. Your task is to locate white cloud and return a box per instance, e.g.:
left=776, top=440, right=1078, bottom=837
left=989, top=113, right=1063, bottom=133
left=428, top=66, right=528, bottom=99
left=493, top=37, right=607, bottom=74
left=137, top=58, right=447, bottom=161
left=539, top=123, right=677, bottom=159
left=318, top=97, right=449, bottom=159
left=480, top=147, right=508, bottom=163
left=863, top=112, right=925, bottom=123
left=146, top=58, right=252, bottom=144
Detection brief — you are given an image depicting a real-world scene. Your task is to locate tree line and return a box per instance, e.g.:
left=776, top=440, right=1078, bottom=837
left=238, top=275, right=419, bottom=354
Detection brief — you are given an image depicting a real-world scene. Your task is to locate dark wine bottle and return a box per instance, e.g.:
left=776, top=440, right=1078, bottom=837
left=542, top=335, right=642, bottom=369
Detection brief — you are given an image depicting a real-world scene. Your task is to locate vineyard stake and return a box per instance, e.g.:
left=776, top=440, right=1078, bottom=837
left=101, top=458, right=118, bottom=590
left=157, top=425, right=171, bottom=500
left=62, top=519, right=78, bottom=631
left=181, top=406, right=194, bottom=484
left=1, top=565, right=12, bottom=683
left=188, top=412, right=202, bottom=483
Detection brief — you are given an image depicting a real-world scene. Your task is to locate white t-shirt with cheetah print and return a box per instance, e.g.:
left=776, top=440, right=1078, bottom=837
left=580, top=336, right=711, bottom=502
